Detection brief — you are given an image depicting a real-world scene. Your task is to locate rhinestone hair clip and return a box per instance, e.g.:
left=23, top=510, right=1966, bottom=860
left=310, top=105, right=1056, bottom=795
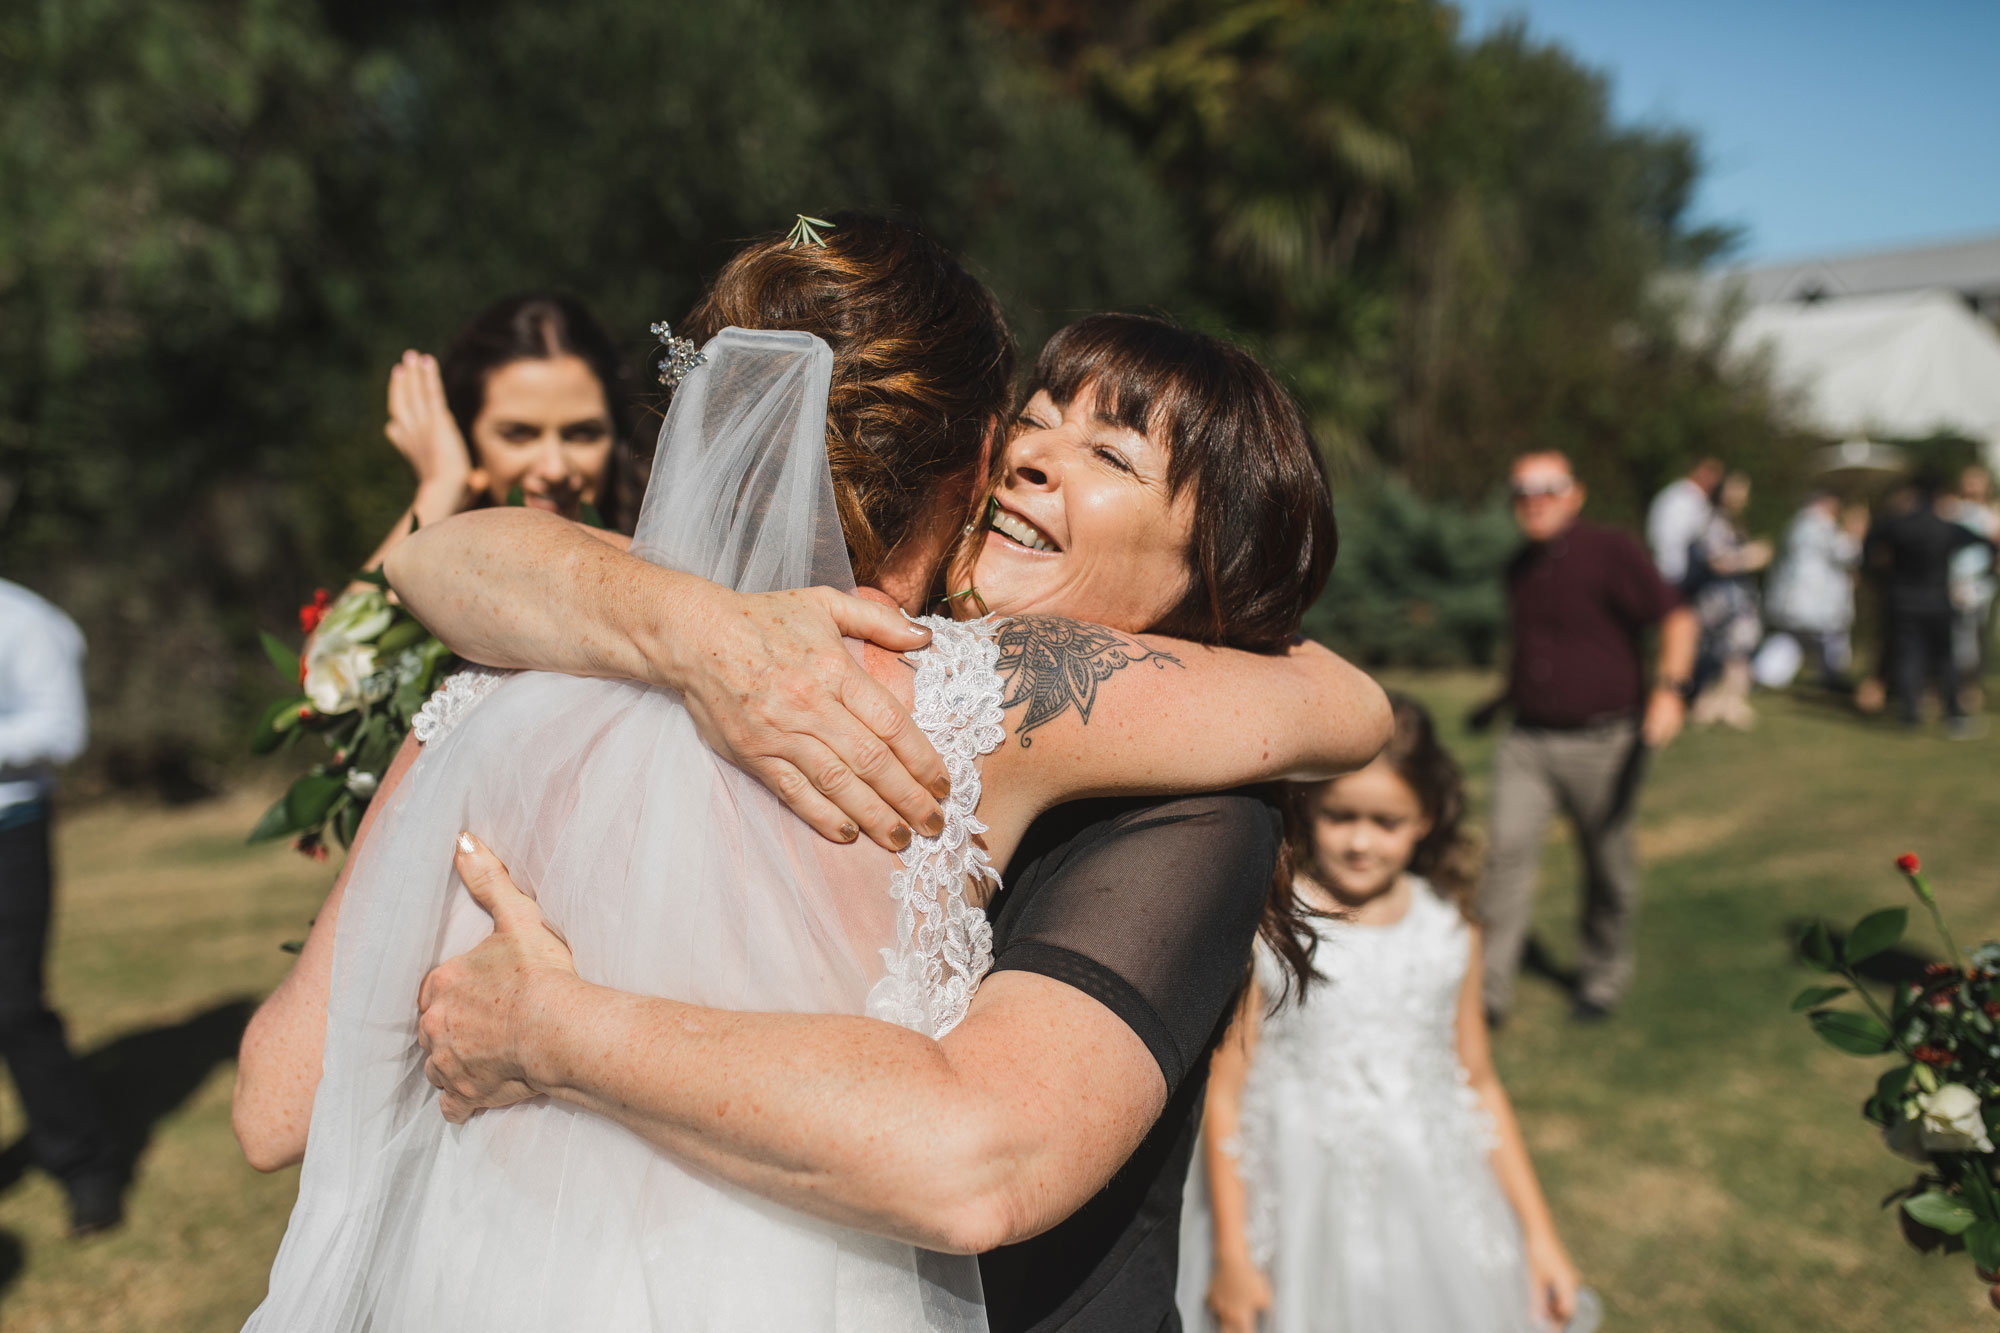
left=651, top=320, right=706, bottom=389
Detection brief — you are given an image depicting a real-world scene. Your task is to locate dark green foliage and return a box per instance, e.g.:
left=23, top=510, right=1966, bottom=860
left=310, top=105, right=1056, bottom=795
left=1, top=0, right=1811, bottom=785
left=1304, top=477, right=1517, bottom=667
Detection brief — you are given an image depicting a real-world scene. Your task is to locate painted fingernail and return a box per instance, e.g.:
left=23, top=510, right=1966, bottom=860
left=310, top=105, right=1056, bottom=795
left=457, top=832, right=475, bottom=855
left=837, top=822, right=859, bottom=844
left=931, top=776, right=952, bottom=800
left=924, top=810, right=945, bottom=837
left=890, top=825, right=913, bottom=850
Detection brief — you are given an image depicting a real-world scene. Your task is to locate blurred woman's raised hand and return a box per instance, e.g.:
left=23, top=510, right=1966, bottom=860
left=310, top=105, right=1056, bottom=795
left=385, top=351, right=481, bottom=506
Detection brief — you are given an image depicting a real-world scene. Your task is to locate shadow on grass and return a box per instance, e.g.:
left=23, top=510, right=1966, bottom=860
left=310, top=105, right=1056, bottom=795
left=1522, top=932, right=1581, bottom=996
left=0, top=1229, right=20, bottom=1304
left=0, top=998, right=257, bottom=1198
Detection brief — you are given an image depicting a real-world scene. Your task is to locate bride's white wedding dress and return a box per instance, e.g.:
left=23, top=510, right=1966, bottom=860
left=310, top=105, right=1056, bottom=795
left=246, top=329, right=998, bottom=1331
left=1178, top=878, right=1544, bottom=1333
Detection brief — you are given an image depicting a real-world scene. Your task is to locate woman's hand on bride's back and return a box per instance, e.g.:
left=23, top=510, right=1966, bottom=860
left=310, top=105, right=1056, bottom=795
left=668, top=584, right=950, bottom=852
left=417, top=834, right=578, bottom=1122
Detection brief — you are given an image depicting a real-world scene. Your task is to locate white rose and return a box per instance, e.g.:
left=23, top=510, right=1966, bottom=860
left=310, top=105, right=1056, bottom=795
left=344, top=770, right=379, bottom=799
left=1920, top=1084, right=1995, bottom=1153
left=304, top=633, right=379, bottom=715
left=1890, top=1083, right=1996, bottom=1160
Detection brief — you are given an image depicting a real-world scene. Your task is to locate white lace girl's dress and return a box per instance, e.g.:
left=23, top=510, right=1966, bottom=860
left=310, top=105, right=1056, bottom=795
left=1178, top=877, right=1542, bottom=1333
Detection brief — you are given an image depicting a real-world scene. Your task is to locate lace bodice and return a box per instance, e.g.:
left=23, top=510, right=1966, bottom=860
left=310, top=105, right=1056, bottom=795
left=411, top=665, right=514, bottom=744
left=864, top=615, right=1006, bottom=1040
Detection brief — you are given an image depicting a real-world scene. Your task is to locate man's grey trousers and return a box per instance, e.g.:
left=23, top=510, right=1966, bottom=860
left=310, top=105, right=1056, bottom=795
left=1477, top=719, right=1650, bottom=1016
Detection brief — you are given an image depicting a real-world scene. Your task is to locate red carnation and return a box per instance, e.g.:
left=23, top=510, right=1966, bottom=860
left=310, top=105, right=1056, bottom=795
left=1914, top=1044, right=1955, bottom=1067
left=1982, top=1000, right=1999, bottom=1019
left=292, top=833, right=328, bottom=864
left=297, top=705, right=314, bottom=721
left=1897, top=852, right=1922, bottom=874
left=298, top=588, right=332, bottom=635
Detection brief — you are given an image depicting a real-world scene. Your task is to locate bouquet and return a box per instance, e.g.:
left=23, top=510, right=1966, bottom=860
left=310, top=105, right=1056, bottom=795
left=1797, top=854, right=2000, bottom=1272
left=247, top=572, right=456, bottom=858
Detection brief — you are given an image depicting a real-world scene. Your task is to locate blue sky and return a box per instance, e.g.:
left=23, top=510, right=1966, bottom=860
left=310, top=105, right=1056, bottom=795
left=1451, top=0, right=2000, bottom=263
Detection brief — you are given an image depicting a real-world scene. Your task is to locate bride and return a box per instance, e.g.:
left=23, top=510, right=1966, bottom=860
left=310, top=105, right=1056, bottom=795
left=236, top=216, right=1387, bottom=1330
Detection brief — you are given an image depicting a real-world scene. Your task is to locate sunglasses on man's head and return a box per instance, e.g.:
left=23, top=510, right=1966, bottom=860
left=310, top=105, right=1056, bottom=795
left=1511, top=478, right=1574, bottom=501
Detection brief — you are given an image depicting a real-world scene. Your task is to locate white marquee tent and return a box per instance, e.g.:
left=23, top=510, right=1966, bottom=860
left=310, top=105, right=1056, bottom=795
left=1723, top=289, right=2000, bottom=469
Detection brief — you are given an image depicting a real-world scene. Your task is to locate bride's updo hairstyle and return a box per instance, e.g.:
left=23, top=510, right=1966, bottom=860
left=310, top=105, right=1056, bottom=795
left=1030, top=314, right=1336, bottom=653
left=1030, top=313, right=1339, bottom=996
left=682, top=213, right=1015, bottom=583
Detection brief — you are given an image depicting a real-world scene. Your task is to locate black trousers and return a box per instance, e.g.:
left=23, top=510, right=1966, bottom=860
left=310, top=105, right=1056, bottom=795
left=0, top=810, right=114, bottom=1184
left=1889, top=611, right=1962, bottom=724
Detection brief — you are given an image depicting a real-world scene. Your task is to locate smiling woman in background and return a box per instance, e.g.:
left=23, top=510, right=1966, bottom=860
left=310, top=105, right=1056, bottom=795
left=360, top=292, right=642, bottom=573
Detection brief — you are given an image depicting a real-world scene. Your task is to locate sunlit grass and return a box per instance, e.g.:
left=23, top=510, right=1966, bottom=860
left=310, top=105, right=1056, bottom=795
left=0, top=686, right=1995, bottom=1328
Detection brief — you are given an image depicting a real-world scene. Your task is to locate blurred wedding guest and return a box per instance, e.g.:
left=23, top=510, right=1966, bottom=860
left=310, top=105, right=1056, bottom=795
left=1867, top=471, right=1995, bottom=738
left=1646, top=456, right=1724, bottom=590
left=1687, top=471, right=1772, bottom=730
left=1478, top=452, right=1697, bottom=1024
left=0, top=578, right=121, bottom=1235
left=359, top=292, right=641, bottom=573
left=1948, top=465, right=1998, bottom=708
left=1766, top=490, right=1865, bottom=688
left=1180, top=697, right=1585, bottom=1333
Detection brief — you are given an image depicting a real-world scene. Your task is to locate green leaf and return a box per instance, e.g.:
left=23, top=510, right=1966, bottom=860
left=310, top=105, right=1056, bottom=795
left=1799, top=919, right=1837, bottom=971
left=247, top=795, right=297, bottom=843
left=249, top=697, right=308, bottom=755
left=408, top=510, right=420, bottom=534
left=1971, top=1221, right=2000, bottom=1273
left=335, top=797, right=364, bottom=849
left=285, top=773, right=346, bottom=830
left=1843, top=907, right=1909, bottom=966
left=578, top=501, right=605, bottom=529
left=1792, top=985, right=1850, bottom=1012
left=260, top=631, right=300, bottom=683
left=1810, top=1009, right=1893, bottom=1055
left=375, top=618, right=430, bottom=655
left=1905, top=1190, right=1980, bottom=1236
left=354, top=567, right=390, bottom=589
left=506, top=484, right=525, bottom=507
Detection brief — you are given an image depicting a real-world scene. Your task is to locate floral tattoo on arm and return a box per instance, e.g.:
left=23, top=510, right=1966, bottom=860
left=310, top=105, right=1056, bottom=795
left=994, top=616, right=1183, bottom=746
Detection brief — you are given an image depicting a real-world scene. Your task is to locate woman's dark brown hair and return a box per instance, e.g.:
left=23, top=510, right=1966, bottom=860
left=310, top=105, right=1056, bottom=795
left=1289, top=692, right=1480, bottom=920
left=682, top=212, right=1016, bottom=583
left=440, top=292, right=643, bottom=533
left=1026, top=314, right=1340, bottom=996
left=1032, top=313, right=1337, bottom=653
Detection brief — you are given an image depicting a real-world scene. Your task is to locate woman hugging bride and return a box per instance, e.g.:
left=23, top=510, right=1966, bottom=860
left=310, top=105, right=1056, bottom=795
left=233, top=213, right=1389, bottom=1331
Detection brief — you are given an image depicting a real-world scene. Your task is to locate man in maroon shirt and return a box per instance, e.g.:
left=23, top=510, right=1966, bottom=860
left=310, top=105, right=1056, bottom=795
left=1480, top=451, right=1698, bottom=1023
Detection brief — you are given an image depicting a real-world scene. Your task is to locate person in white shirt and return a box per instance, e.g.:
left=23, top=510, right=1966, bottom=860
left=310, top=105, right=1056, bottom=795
left=1646, top=457, right=1723, bottom=590
left=0, top=578, right=121, bottom=1235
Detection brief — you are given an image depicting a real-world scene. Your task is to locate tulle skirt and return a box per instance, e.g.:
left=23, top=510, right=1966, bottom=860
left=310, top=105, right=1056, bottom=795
left=245, top=671, right=984, bottom=1331
left=1179, top=1095, right=1542, bottom=1333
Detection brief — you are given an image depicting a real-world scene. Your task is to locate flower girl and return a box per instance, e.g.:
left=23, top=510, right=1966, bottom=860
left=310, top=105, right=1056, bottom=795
left=1180, top=695, right=1586, bottom=1332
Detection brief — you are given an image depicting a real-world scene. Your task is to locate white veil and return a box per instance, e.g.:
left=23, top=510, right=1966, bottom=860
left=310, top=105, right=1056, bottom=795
left=246, top=328, right=987, bottom=1331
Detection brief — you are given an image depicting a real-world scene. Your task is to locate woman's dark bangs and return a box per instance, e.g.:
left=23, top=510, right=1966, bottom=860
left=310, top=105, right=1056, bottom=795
left=1036, top=317, right=1215, bottom=485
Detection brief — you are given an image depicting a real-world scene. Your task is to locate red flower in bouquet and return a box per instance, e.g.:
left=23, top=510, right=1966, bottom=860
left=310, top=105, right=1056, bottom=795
left=298, top=588, right=332, bottom=635
left=1898, top=852, right=1922, bottom=874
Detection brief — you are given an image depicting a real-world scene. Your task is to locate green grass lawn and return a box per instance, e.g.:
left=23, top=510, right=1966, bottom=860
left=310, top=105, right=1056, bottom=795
left=0, top=684, right=1996, bottom=1329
